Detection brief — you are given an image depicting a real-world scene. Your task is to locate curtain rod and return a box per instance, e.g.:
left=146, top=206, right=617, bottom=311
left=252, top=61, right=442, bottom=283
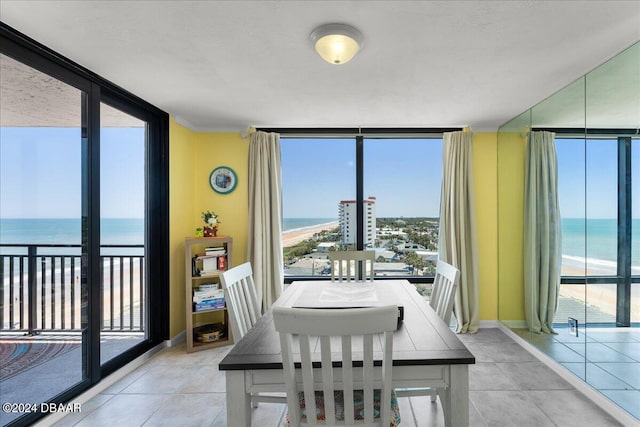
left=254, top=127, right=464, bottom=138
left=522, top=128, right=640, bottom=138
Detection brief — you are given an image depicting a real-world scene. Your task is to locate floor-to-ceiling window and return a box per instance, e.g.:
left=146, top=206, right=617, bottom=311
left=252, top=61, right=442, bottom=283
left=363, top=137, right=442, bottom=276
left=632, top=138, right=639, bottom=324
left=99, top=102, right=147, bottom=364
left=0, top=53, right=89, bottom=427
left=0, top=24, right=168, bottom=426
left=279, top=130, right=451, bottom=286
left=554, top=136, right=637, bottom=326
left=280, top=137, right=354, bottom=277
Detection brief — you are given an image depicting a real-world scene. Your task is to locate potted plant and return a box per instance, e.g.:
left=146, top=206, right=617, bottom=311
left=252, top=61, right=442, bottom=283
left=201, top=211, right=220, bottom=237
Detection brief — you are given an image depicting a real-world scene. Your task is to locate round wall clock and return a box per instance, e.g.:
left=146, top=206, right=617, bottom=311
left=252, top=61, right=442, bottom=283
left=209, top=166, right=237, bottom=194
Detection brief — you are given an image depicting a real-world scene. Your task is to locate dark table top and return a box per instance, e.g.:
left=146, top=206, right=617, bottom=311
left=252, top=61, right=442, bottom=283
left=219, top=280, right=475, bottom=371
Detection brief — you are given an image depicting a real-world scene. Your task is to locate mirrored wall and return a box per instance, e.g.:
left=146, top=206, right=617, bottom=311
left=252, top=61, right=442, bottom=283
left=498, top=41, right=639, bottom=420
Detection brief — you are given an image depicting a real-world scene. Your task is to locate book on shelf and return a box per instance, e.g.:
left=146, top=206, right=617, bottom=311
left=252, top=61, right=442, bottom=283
left=194, top=297, right=225, bottom=311
left=192, top=254, right=228, bottom=276
left=198, top=270, right=219, bottom=277
left=193, top=287, right=224, bottom=303
left=197, top=283, right=219, bottom=290
left=205, top=247, right=226, bottom=255
left=202, top=257, right=219, bottom=272
left=194, top=252, right=226, bottom=260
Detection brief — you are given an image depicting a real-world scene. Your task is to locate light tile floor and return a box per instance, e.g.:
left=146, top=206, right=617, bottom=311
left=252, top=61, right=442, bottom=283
left=47, top=328, right=624, bottom=427
left=512, top=326, right=640, bottom=420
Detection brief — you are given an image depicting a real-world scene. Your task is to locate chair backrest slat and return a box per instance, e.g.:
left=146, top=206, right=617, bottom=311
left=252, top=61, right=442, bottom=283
left=329, top=251, right=375, bottom=282
left=299, top=334, right=317, bottom=425
left=381, top=327, right=394, bottom=424
left=430, top=260, right=460, bottom=326
left=273, top=305, right=397, bottom=427
left=320, top=335, right=336, bottom=425
left=219, top=262, right=261, bottom=340
left=363, top=333, right=374, bottom=424
left=342, top=335, right=355, bottom=424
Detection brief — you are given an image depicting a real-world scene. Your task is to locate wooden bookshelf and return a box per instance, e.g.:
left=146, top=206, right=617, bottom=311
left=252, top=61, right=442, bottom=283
left=184, top=236, right=233, bottom=352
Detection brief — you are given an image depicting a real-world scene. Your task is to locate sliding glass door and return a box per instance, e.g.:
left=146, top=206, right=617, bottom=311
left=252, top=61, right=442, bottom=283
left=99, top=102, right=147, bottom=364
left=1, top=24, right=168, bottom=426
left=0, top=52, right=90, bottom=427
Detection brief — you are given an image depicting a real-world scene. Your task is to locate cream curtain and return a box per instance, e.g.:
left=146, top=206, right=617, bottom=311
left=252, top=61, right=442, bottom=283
left=524, top=131, right=561, bottom=334
left=438, top=130, right=479, bottom=333
left=248, top=131, right=284, bottom=312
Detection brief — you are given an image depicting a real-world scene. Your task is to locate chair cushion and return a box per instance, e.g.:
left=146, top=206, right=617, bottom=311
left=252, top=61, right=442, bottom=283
left=286, top=389, right=401, bottom=426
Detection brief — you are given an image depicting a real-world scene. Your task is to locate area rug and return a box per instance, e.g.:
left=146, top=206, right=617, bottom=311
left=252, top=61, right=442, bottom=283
left=0, top=339, right=81, bottom=381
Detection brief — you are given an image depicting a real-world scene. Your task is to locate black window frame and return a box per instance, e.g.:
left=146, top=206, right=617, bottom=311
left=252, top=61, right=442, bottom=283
left=542, top=128, right=639, bottom=327
left=268, top=127, right=460, bottom=285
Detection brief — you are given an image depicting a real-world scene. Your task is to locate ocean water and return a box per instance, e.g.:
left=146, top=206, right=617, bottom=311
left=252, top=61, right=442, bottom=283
left=1, top=217, right=637, bottom=267
left=0, top=218, right=335, bottom=243
left=562, top=218, right=640, bottom=267
left=0, top=218, right=144, bottom=245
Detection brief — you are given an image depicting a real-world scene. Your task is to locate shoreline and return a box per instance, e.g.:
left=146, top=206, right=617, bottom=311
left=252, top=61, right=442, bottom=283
left=561, top=254, right=640, bottom=276
left=282, top=221, right=339, bottom=248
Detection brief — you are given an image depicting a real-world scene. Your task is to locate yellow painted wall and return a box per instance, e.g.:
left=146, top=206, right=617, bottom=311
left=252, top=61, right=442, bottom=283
left=168, top=119, right=249, bottom=339
left=473, top=132, right=498, bottom=321
left=192, top=131, right=250, bottom=266
left=497, top=131, right=526, bottom=322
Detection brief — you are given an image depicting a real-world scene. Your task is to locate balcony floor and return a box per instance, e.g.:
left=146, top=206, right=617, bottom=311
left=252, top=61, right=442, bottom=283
left=0, top=332, right=144, bottom=426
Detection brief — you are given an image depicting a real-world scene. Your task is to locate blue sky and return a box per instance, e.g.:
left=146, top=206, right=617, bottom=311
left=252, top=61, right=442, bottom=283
left=281, top=138, right=443, bottom=218
left=1, top=131, right=637, bottom=220
left=556, top=138, right=640, bottom=219
left=0, top=127, right=144, bottom=219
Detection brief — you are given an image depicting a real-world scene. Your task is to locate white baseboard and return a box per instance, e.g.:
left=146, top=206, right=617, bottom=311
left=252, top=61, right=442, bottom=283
left=169, top=330, right=186, bottom=346
left=495, top=323, right=639, bottom=427
left=478, top=320, right=501, bottom=328
left=499, top=319, right=527, bottom=329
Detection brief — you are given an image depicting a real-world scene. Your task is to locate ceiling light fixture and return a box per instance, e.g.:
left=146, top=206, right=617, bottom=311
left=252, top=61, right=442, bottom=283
left=310, top=23, right=364, bottom=65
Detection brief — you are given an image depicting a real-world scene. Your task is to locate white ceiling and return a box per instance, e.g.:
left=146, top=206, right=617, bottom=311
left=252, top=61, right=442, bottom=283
left=1, top=1, right=639, bottom=132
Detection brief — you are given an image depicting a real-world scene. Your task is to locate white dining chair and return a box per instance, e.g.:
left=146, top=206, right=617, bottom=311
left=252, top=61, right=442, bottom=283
left=219, top=262, right=262, bottom=341
left=396, top=259, right=460, bottom=402
left=329, top=250, right=376, bottom=282
left=273, top=305, right=400, bottom=427
left=430, top=260, right=459, bottom=327
left=220, top=262, right=286, bottom=405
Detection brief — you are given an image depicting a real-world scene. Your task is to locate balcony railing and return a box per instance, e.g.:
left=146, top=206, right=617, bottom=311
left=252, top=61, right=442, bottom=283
left=1, top=244, right=144, bottom=334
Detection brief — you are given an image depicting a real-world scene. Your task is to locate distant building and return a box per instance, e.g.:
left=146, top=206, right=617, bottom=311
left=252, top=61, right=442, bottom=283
left=316, top=242, right=337, bottom=253
left=373, top=248, right=397, bottom=261
left=415, top=250, right=438, bottom=262
left=376, top=228, right=408, bottom=241
left=373, top=262, right=412, bottom=276
left=397, top=242, right=426, bottom=252
left=338, top=196, right=377, bottom=247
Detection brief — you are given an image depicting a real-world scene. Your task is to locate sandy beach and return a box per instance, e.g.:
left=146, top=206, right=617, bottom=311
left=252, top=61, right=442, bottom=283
left=282, top=221, right=339, bottom=248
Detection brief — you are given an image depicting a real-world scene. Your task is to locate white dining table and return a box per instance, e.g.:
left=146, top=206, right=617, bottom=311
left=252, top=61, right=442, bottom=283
left=218, top=279, right=475, bottom=427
